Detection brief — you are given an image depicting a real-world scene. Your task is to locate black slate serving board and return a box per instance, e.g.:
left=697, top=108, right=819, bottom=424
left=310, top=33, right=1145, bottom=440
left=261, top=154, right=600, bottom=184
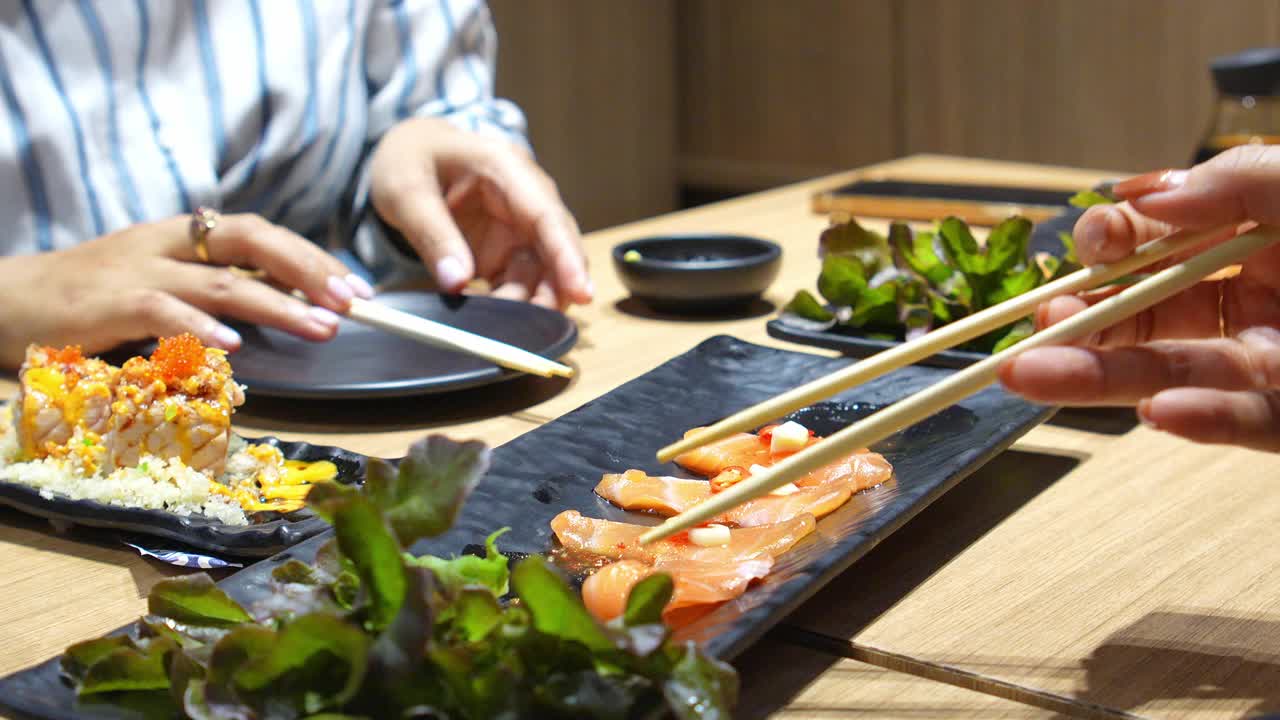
left=0, top=436, right=369, bottom=558
left=0, top=335, right=1054, bottom=719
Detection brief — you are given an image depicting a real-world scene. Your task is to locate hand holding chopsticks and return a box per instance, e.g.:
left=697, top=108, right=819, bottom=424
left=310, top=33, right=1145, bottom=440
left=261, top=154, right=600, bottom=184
left=640, top=224, right=1280, bottom=544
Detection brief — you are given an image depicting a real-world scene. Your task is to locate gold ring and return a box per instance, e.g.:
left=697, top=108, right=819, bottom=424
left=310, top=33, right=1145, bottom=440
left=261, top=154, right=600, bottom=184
left=189, top=206, right=219, bottom=263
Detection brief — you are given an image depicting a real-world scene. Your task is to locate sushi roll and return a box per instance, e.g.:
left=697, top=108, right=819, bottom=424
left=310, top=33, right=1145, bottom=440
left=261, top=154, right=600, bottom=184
left=13, top=345, right=118, bottom=467
left=107, top=334, right=245, bottom=477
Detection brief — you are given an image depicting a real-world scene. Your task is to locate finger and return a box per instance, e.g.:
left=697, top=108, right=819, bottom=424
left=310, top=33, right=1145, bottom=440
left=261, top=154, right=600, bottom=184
left=1072, top=202, right=1178, bottom=265
left=1034, top=279, right=1223, bottom=346
left=530, top=278, right=560, bottom=310
left=1139, top=388, right=1280, bottom=453
left=162, top=261, right=340, bottom=342
left=489, top=246, right=540, bottom=303
left=1118, top=145, right=1280, bottom=229
left=119, top=288, right=243, bottom=351
left=467, top=152, right=592, bottom=304
left=168, top=213, right=366, bottom=312
left=371, top=167, right=474, bottom=293
left=998, top=329, right=1280, bottom=406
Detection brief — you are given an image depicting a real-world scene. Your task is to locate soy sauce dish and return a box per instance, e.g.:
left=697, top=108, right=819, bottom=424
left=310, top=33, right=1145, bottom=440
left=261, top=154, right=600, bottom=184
left=612, top=234, right=782, bottom=312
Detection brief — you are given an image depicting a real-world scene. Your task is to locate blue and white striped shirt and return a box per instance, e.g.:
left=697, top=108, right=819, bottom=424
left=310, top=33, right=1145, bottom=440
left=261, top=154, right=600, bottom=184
left=0, top=0, right=525, bottom=274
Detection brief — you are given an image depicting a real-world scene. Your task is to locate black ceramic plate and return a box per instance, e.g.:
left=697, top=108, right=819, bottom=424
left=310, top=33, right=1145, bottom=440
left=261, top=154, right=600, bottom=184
left=223, top=291, right=578, bottom=399
left=767, top=208, right=1085, bottom=367
left=0, top=335, right=1054, bottom=719
left=0, top=435, right=369, bottom=558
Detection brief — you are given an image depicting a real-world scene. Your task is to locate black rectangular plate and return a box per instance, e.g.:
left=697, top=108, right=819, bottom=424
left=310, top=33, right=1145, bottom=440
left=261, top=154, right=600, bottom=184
left=0, top=335, right=1055, bottom=719
left=0, top=435, right=370, bottom=558
left=824, top=179, right=1075, bottom=207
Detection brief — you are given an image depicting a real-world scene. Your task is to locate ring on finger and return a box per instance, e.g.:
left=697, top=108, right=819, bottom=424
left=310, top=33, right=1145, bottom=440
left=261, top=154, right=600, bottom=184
left=189, top=206, right=220, bottom=263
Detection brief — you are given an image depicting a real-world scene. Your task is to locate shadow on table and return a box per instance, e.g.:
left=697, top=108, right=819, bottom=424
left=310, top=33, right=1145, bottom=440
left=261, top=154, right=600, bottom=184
left=724, top=447, right=1080, bottom=716
left=1078, top=610, right=1280, bottom=717
left=782, top=448, right=1080, bottom=640
left=1047, top=406, right=1140, bottom=435
left=613, top=297, right=776, bottom=322
left=233, top=364, right=576, bottom=433
left=0, top=506, right=237, bottom=595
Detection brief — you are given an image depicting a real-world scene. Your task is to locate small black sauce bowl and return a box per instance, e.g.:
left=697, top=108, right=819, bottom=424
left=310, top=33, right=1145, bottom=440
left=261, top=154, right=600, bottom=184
left=612, top=234, right=782, bottom=312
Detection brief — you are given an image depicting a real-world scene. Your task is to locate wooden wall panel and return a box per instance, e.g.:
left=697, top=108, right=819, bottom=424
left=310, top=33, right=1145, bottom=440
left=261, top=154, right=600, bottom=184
left=899, top=0, right=1280, bottom=173
left=677, top=0, right=900, bottom=189
left=489, top=0, right=678, bottom=231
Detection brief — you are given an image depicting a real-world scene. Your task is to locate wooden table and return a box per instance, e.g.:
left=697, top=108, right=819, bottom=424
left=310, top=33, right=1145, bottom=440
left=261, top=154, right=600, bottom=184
left=4, top=154, right=1277, bottom=719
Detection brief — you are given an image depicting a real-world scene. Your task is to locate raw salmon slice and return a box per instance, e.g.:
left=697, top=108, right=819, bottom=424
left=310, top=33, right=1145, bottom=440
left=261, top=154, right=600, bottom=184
left=581, top=557, right=772, bottom=625
left=594, top=469, right=853, bottom=526
left=674, top=426, right=893, bottom=490
left=550, top=509, right=815, bottom=565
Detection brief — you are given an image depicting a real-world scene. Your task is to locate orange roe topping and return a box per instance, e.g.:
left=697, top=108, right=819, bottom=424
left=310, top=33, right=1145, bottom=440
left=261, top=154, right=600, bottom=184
left=150, top=333, right=206, bottom=383
left=48, top=345, right=84, bottom=365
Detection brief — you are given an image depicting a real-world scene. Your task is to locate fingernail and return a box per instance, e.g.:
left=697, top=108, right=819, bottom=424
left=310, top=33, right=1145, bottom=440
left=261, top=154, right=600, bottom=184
left=210, top=323, right=242, bottom=350
left=308, top=306, right=342, bottom=328
left=582, top=278, right=595, bottom=301
left=1240, top=326, right=1280, bottom=349
left=436, top=257, right=467, bottom=292
left=345, top=273, right=375, bottom=300
left=326, top=275, right=354, bottom=304
left=1112, top=169, right=1188, bottom=200
left=1136, top=398, right=1158, bottom=428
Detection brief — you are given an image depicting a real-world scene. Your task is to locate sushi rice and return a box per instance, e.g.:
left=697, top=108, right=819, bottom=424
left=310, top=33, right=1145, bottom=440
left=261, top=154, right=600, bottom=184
left=0, top=403, right=279, bottom=526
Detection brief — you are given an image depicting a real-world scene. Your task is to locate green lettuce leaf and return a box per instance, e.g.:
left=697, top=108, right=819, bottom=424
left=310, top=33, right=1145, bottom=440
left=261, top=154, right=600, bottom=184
left=231, top=613, right=370, bottom=714
left=77, top=639, right=176, bottom=695
left=782, top=289, right=834, bottom=322
left=407, top=527, right=510, bottom=597
left=364, top=436, right=491, bottom=547
left=512, top=556, right=612, bottom=653
left=991, top=319, right=1036, bottom=353
left=816, top=254, right=868, bottom=307
left=818, top=216, right=890, bottom=273
left=662, top=642, right=738, bottom=720
left=623, top=573, right=674, bottom=628
left=309, top=483, right=406, bottom=630
left=1068, top=188, right=1115, bottom=208
left=148, top=575, right=253, bottom=628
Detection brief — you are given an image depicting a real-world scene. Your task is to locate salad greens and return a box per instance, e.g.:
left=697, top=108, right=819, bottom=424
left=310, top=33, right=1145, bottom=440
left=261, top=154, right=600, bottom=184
left=62, top=436, right=737, bottom=720
left=781, top=214, right=1081, bottom=354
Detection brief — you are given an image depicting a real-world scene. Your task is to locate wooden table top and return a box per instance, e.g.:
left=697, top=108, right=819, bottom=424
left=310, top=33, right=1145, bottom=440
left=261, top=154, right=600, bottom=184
left=4, top=154, right=1274, bottom=719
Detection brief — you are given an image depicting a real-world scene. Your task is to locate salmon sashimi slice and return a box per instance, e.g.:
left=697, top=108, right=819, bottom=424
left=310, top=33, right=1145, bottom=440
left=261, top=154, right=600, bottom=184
left=581, top=557, right=773, bottom=625
left=674, top=426, right=892, bottom=489
left=594, top=469, right=853, bottom=526
left=792, top=450, right=894, bottom=489
left=550, top=509, right=815, bottom=565
left=594, top=469, right=710, bottom=516
left=672, top=429, right=770, bottom=478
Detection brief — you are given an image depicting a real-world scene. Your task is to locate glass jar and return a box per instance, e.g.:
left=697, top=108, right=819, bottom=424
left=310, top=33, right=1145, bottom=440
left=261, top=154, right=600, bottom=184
left=1194, top=47, right=1280, bottom=164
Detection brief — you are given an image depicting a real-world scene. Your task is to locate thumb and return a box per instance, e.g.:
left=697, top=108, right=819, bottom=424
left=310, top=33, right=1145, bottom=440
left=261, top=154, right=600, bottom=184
left=370, top=168, right=474, bottom=293
left=1116, top=144, right=1280, bottom=229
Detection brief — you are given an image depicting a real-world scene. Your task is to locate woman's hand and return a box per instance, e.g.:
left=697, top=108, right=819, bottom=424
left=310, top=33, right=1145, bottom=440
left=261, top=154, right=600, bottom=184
left=999, top=145, right=1280, bottom=451
left=0, top=214, right=371, bottom=368
left=367, top=117, right=592, bottom=310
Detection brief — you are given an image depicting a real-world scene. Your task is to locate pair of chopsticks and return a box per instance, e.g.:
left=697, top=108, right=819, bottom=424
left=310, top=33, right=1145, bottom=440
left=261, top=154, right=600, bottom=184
left=639, top=224, right=1279, bottom=544
left=344, top=297, right=573, bottom=378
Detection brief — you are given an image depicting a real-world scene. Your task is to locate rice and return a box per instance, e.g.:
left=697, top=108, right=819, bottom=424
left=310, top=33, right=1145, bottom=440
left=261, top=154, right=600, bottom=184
left=0, top=404, right=288, bottom=526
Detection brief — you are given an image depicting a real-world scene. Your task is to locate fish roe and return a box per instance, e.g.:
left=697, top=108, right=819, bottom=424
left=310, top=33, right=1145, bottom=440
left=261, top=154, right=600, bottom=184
left=150, top=333, right=206, bottom=384
left=47, top=345, right=84, bottom=365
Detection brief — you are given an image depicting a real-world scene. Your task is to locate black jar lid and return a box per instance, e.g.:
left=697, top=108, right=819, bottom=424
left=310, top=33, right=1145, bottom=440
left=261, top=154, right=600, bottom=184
left=1211, top=47, right=1280, bottom=96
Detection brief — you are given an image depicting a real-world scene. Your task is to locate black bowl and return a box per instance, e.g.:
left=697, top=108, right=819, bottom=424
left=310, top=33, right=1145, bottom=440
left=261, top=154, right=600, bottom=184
left=612, top=234, right=782, bottom=312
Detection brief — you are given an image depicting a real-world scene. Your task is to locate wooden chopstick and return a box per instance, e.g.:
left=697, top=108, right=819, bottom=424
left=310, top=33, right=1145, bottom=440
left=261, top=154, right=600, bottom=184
left=655, top=224, right=1231, bottom=463
left=345, top=297, right=573, bottom=378
left=640, top=226, right=1279, bottom=544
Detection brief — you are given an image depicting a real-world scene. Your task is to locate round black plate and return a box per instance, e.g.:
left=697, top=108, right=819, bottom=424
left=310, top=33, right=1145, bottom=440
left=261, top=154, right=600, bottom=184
left=226, top=292, right=577, bottom=399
